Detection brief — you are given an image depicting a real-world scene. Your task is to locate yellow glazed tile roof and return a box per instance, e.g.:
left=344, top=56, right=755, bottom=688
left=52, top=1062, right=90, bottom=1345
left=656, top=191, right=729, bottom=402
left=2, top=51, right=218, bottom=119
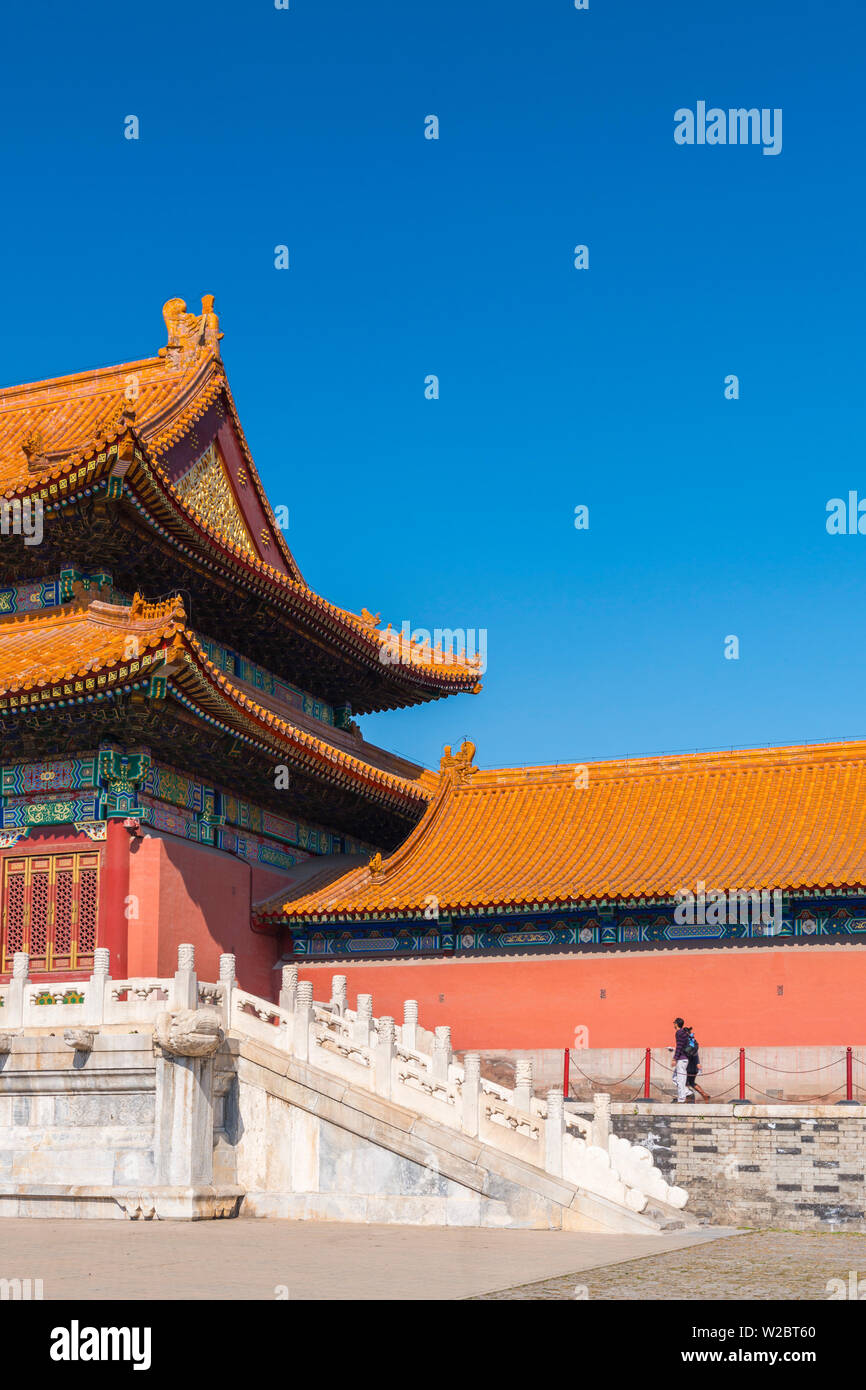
left=0, top=297, right=483, bottom=699
left=0, top=590, right=186, bottom=691
left=0, top=355, right=202, bottom=486
left=0, top=596, right=432, bottom=811
left=280, top=738, right=866, bottom=917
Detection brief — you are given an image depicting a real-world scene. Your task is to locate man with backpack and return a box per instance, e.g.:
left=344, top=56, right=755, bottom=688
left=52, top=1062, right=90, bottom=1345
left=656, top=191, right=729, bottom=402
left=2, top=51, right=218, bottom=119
left=684, top=1023, right=710, bottom=1102
left=671, top=1017, right=691, bottom=1102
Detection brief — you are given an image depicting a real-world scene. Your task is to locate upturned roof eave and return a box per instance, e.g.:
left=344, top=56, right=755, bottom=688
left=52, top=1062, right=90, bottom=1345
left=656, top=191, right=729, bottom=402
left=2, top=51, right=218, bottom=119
left=4, top=414, right=483, bottom=713
left=0, top=596, right=433, bottom=815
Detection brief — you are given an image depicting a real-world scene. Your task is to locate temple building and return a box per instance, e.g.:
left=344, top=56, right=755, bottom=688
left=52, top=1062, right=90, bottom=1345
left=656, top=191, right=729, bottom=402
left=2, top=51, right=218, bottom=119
left=0, top=296, right=479, bottom=998
left=269, top=741, right=866, bottom=1048
left=3, top=297, right=866, bottom=1048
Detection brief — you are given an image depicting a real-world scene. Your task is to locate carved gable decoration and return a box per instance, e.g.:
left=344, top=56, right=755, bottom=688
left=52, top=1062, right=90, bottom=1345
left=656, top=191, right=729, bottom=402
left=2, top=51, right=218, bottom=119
left=173, top=442, right=255, bottom=556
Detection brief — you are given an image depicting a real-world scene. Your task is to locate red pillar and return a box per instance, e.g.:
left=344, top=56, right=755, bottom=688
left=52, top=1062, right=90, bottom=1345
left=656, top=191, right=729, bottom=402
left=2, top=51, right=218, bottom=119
left=99, top=819, right=133, bottom=978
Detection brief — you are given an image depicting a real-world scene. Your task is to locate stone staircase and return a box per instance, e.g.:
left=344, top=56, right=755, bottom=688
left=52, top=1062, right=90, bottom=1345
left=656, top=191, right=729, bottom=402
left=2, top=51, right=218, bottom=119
left=0, top=947, right=691, bottom=1228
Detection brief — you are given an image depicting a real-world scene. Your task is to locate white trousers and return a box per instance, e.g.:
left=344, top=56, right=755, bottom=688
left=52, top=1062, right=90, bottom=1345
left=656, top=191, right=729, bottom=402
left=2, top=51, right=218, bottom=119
left=673, top=1058, right=689, bottom=1102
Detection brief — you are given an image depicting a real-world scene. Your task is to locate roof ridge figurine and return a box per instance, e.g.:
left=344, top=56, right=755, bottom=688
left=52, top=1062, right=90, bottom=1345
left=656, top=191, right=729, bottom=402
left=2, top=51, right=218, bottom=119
left=159, top=294, right=223, bottom=368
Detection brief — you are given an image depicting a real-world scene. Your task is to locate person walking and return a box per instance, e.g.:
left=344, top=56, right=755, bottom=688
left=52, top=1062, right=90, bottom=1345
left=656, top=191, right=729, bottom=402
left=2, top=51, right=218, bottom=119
left=684, top=1024, right=710, bottom=1103
left=671, top=1017, right=690, bottom=1102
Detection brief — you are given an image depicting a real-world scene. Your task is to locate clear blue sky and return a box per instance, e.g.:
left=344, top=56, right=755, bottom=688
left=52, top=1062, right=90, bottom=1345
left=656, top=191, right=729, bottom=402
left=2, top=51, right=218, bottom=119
left=1, top=0, right=864, bottom=771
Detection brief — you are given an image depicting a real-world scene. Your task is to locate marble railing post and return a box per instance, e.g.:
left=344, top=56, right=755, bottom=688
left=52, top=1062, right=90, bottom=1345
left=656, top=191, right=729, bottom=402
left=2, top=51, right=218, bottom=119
left=172, top=943, right=198, bottom=1009
left=153, top=945, right=226, bottom=1195
left=514, top=1059, right=533, bottom=1112
left=293, top=981, right=313, bottom=1061
left=331, top=974, right=347, bottom=1018
left=375, top=1016, right=395, bottom=1099
left=432, top=1026, right=452, bottom=1083
left=544, top=1088, right=564, bottom=1178
left=87, top=948, right=111, bottom=1025
left=279, top=964, right=298, bottom=1014
left=154, top=1023, right=221, bottom=1193
left=402, top=1000, right=418, bottom=1052
left=462, top=1053, right=481, bottom=1137
left=353, top=994, right=373, bottom=1047
left=218, top=953, right=236, bottom=1023
left=592, top=1092, right=611, bottom=1150
left=5, top=953, right=29, bottom=1027
left=155, top=1049, right=216, bottom=1188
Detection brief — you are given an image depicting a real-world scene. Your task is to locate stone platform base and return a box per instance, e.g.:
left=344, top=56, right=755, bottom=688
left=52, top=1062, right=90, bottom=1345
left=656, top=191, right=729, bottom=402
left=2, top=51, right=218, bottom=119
left=0, top=1184, right=244, bottom=1220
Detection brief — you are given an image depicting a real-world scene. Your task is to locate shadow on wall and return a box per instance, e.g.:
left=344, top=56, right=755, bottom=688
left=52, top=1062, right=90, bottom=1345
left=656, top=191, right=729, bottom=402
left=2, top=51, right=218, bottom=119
left=127, top=829, right=280, bottom=995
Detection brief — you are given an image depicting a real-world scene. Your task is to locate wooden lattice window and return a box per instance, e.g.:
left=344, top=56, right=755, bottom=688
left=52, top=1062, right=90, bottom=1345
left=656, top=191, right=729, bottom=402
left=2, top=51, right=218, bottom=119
left=1, top=851, right=100, bottom=972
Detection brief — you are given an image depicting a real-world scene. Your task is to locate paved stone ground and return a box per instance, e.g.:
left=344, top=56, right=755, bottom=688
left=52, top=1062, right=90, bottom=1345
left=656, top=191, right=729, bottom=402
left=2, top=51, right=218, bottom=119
left=0, top=1220, right=731, bottom=1301
left=473, top=1231, right=866, bottom=1299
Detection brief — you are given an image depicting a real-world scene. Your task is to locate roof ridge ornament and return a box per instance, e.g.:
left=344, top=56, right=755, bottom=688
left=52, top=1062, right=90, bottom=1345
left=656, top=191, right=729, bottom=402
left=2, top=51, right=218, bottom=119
left=440, top=739, right=477, bottom=786
left=159, top=294, right=223, bottom=369
left=368, top=851, right=386, bottom=882
left=129, top=591, right=187, bottom=626
left=94, top=402, right=137, bottom=448
left=21, top=425, right=47, bottom=471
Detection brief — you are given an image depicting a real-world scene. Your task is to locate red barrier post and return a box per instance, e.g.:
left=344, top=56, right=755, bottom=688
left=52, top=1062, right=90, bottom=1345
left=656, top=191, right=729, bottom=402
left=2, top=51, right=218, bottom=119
left=638, top=1046, right=658, bottom=1102
left=848, top=1046, right=853, bottom=1101
left=837, top=1046, right=858, bottom=1105
left=563, top=1048, right=570, bottom=1100
left=732, top=1047, right=748, bottom=1105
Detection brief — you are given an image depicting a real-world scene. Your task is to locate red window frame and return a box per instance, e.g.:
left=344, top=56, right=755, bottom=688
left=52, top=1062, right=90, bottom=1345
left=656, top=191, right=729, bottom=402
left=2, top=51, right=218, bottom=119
left=1, top=850, right=100, bottom=972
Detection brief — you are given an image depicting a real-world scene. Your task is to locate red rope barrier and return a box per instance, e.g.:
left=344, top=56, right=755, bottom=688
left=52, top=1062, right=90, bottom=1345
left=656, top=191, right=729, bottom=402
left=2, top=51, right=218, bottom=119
left=559, top=1048, right=866, bottom=1099
left=567, top=1055, right=644, bottom=1087
left=744, top=1054, right=846, bottom=1074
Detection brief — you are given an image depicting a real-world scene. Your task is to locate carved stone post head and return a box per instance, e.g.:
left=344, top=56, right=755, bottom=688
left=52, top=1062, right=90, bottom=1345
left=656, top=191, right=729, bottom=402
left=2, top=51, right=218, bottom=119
left=463, top=1052, right=481, bottom=1081
left=546, top=1087, right=564, bottom=1119
left=92, top=948, right=110, bottom=975
left=219, top=953, right=236, bottom=981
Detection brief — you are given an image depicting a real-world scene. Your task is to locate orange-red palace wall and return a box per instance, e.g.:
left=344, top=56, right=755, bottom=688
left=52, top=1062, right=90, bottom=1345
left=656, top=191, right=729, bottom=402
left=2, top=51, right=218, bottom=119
left=5, top=833, right=866, bottom=1047
left=296, top=947, right=866, bottom=1049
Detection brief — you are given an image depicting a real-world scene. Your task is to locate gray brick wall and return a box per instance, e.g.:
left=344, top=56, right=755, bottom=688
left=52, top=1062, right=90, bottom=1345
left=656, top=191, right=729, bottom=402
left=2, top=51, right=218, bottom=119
left=609, top=1105, right=866, bottom=1229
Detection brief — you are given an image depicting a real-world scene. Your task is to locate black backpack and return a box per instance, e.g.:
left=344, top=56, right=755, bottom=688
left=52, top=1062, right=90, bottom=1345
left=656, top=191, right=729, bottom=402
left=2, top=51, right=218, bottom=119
left=685, top=1031, right=699, bottom=1056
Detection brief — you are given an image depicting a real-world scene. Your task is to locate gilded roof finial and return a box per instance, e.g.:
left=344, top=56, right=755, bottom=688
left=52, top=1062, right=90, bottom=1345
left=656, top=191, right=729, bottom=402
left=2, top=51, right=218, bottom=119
left=159, top=295, right=223, bottom=367
left=439, top=739, right=477, bottom=786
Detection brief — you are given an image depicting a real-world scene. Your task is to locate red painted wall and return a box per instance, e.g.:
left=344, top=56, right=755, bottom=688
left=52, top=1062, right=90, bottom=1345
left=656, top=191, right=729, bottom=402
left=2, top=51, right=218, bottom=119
left=127, top=830, right=279, bottom=996
left=296, top=946, right=866, bottom=1049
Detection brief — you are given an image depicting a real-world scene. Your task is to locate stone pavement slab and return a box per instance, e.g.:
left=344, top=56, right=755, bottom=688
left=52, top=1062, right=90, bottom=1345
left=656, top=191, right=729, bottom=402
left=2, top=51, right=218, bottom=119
left=0, top=1219, right=736, bottom=1301
left=474, top=1230, right=866, bottom=1300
